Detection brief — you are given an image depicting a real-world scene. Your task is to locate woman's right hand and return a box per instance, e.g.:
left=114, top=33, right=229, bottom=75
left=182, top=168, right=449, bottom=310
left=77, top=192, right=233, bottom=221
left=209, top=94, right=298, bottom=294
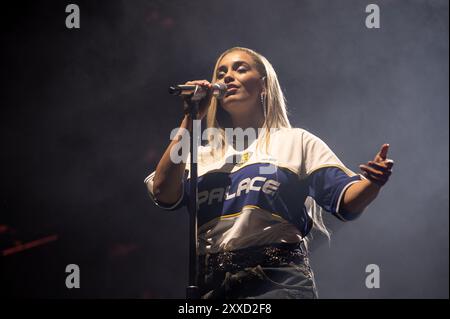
left=183, top=79, right=214, bottom=120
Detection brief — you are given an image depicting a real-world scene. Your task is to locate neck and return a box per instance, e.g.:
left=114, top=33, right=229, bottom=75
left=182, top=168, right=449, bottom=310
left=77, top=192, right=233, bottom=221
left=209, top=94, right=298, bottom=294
left=230, top=108, right=265, bottom=131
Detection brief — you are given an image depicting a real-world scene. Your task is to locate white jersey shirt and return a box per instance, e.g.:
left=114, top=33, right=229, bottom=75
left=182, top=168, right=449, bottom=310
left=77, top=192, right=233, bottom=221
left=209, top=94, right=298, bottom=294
left=144, top=128, right=362, bottom=255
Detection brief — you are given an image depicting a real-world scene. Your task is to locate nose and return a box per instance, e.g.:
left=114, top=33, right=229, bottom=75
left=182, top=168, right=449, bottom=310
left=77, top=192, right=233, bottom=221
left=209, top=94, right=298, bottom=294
left=223, top=72, right=235, bottom=84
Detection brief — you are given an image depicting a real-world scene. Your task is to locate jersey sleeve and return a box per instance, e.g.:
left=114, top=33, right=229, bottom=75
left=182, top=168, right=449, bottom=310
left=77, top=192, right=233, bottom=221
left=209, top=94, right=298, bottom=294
left=301, top=130, right=363, bottom=221
left=144, top=170, right=188, bottom=211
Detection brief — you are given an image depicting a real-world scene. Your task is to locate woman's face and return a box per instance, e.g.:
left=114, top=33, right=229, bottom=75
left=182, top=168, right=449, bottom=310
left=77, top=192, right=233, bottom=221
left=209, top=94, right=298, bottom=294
left=215, top=51, right=264, bottom=117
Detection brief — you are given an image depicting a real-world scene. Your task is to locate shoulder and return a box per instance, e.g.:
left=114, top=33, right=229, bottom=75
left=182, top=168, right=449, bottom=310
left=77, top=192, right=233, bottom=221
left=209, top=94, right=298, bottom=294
left=269, top=127, right=324, bottom=145
left=269, top=127, right=335, bottom=159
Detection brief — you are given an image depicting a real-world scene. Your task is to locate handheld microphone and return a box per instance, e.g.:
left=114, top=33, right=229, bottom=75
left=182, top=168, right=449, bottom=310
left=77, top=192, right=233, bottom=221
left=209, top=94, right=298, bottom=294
left=168, top=83, right=227, bottom=100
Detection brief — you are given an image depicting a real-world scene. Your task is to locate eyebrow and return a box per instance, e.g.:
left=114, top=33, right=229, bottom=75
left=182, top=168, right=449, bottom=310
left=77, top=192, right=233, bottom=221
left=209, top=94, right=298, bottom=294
left=217, top=61, right=250, bottom=73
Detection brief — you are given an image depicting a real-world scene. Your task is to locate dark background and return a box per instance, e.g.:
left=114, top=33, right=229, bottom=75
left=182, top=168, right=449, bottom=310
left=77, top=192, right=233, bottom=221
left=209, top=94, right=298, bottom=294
left=0, top=0, right=448, bottom=298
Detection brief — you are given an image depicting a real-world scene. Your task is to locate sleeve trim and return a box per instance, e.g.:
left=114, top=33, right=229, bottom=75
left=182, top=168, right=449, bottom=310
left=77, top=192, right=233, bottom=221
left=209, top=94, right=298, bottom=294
left=144, top=171, right=185, bottom=210
left=335, top=178, right=362, bottom=221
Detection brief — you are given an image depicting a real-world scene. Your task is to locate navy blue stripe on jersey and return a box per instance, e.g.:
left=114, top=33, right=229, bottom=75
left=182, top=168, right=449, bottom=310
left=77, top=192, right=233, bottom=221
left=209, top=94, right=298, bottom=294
left=182, top=163, right=312, bottom=235
left=159, top=163, right=361, bottom=236
left=306, top=166, right=361, bottom=218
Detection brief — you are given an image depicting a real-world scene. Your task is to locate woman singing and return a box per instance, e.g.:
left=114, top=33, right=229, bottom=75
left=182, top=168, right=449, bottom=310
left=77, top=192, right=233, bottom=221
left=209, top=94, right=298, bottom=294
left=144, top=47, right=394, bottom=299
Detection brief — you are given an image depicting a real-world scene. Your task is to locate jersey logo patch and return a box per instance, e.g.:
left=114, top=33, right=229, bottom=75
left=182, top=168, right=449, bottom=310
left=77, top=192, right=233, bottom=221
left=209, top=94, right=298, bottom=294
left=236, top=152, right=252, bottom=167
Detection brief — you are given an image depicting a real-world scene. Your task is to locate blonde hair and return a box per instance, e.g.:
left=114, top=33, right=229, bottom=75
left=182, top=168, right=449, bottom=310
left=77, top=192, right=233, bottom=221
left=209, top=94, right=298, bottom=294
left=205, top=47, right=291, bottom=155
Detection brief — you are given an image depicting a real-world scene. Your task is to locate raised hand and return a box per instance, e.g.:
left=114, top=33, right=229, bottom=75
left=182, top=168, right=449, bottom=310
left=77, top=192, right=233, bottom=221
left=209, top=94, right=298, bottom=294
left=359, top=144, right=394, bottom=187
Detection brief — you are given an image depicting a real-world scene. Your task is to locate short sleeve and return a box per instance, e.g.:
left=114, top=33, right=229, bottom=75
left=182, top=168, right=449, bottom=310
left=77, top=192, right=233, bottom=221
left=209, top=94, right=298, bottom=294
left=144, top=171, right=188, bottom=211
left=301, top=130, right=363, bottom=221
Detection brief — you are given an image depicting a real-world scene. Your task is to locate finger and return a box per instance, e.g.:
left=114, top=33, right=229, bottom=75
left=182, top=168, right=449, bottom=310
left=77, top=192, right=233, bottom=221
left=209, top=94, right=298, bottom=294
left=185, top=80, right=200, bottom=85
left=185, top=80, right=211, bottom=86
left=374, top=144, right=389, bottom=162
left=370, top=158, right=394, bottom=168
left=385, top=159, right=394, bottom=169
left=368, top=161, right=393, bottom=173
left=199, top=81, right=213, bottom=94
left=360, top=167, right=389, bottom=184
left=379, top=144, right=389, bottom=159
left=359, top=164, right=388, bottom=178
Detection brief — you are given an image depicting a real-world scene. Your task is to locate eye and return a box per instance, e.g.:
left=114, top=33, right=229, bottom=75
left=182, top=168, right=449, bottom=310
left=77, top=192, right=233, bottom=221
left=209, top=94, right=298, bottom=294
left=216, top=66, right=247, bottom=79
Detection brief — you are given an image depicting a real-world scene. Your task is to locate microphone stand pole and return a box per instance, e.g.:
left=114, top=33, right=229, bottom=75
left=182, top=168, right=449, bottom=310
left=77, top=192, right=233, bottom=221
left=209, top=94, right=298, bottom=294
left=185, top=93, right=200, bottom=299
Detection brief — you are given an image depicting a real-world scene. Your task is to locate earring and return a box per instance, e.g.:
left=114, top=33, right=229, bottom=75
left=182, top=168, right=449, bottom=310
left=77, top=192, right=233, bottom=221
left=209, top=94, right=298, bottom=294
left=261, top=92, right=267, bottom=118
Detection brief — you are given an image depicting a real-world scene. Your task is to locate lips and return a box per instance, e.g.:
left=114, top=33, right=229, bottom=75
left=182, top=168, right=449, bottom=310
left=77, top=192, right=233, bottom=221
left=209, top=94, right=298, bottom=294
left=225, top=84, right=239, bottom=96
left=225, top=87, right=238, bottom=97
left=226, top=83, right=239, bottom=89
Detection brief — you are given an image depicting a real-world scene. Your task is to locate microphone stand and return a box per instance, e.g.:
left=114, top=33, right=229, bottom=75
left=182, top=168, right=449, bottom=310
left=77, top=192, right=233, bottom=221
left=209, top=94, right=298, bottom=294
left=184, top=91, right=201, bottom=300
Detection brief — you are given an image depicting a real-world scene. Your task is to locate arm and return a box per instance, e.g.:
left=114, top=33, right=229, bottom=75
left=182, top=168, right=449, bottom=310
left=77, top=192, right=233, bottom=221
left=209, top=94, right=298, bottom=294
left=151, top=80, right=214, bottom=205
left=341, top=178, right=381, bottom=214
left=151, top=115, right=191, bottom=205
left=340, top=144, right=394, bottom=216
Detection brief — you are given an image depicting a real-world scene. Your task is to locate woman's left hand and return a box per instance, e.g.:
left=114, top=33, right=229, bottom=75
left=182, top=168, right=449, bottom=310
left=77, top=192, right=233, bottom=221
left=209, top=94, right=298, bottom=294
left=359, top=144, right=394, bottom=187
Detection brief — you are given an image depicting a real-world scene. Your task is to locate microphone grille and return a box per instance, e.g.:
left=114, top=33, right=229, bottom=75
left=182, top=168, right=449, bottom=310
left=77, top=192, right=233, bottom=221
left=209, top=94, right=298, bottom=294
left=215, top=83, right=227, bottom=90
left=214, top=83, right=227, bottom=99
